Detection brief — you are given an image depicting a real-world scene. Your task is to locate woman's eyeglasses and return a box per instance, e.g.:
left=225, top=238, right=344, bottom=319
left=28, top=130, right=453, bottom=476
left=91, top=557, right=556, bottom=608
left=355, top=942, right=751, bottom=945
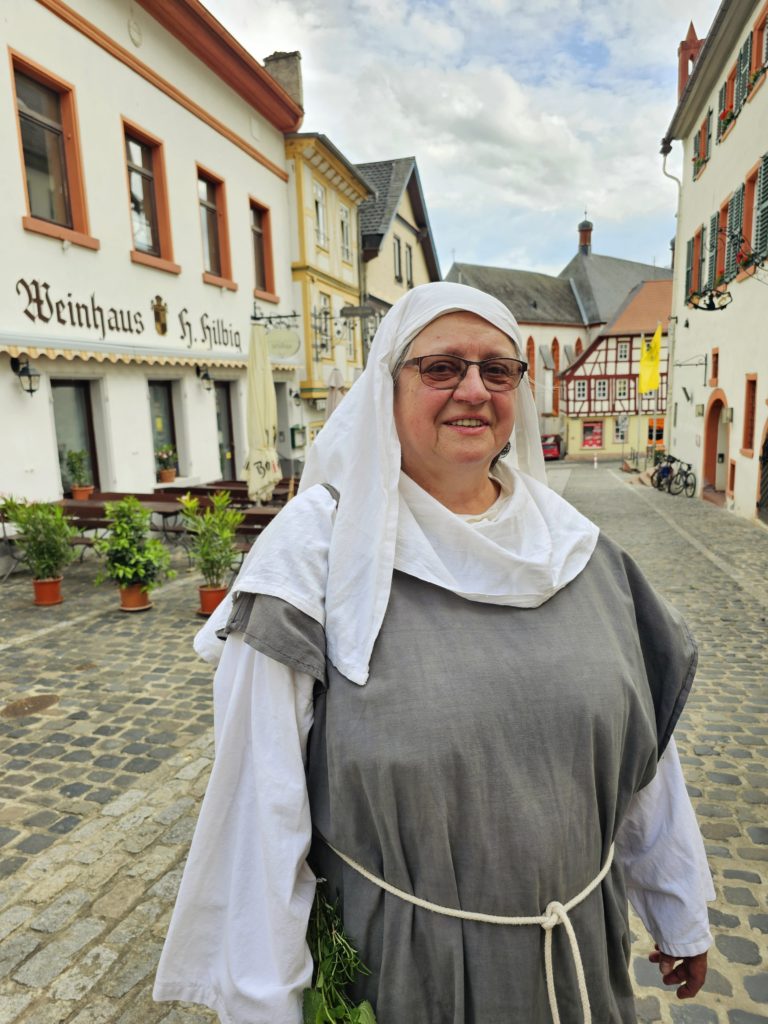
left=401, top=354, right=528, bottom=392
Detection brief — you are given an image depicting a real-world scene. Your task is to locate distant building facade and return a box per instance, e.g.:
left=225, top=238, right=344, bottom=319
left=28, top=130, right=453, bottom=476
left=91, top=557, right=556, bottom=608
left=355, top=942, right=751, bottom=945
left=1, top=0, right=301, bottom=499
left=662, top=3, right=768, bottom=521
left=356, top=157, right=441, bottom=348
left=447, top=221, right=672, bottom=449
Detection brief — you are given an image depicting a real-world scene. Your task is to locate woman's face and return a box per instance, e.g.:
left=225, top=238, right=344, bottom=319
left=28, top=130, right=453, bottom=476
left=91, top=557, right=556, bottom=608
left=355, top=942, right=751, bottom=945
left=393, top=311, right=518, bottom=485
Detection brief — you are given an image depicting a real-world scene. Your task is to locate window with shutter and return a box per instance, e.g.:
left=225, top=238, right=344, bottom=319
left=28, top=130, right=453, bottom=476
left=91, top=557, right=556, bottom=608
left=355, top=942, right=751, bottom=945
left=755, top=154, right=768, bottom=256
left=692, top=132, right=700, bottom=179
left=685, top=237, right=694, bottom=296
left=705, top=109, right=712, bottom=158
left=706, top=211, right=718, bottom=289
left=698, top=224, right=707, bottom=288
left=717, top=82, right=727, bottom=139
left=735, top=39, right=748, bottom=111
left=724, top=184, right=745, bottom=280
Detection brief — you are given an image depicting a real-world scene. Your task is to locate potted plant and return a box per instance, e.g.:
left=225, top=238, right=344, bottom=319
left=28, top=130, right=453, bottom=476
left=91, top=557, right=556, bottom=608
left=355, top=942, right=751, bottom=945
left=94, top=495, right=174, bottom=611
left=2, top=498, right=76, bottom=606
left=156, top=444, right=178, bottom=483
left=65, top=449, right=94, bottom=500
left=180, top=491, right=244, bottom=615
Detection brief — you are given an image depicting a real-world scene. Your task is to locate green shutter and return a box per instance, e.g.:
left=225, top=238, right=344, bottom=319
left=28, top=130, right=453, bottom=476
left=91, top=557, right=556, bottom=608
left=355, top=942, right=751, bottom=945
left=706, top=211, right=718, bottom=288
left=705, top=109, right=712, bottom=159
left=717, top=82, right=727, bottom=139
left=692, top=132, right=700, bottom=178
left=698, top=224, right=707, bottom=288
left=685, top=237, right=694, bottom=295
left=736, top=35, right=752, bottom=111
left=724, top=184, right=745, bottom=280
left=755, top=153, right=768, bottom=256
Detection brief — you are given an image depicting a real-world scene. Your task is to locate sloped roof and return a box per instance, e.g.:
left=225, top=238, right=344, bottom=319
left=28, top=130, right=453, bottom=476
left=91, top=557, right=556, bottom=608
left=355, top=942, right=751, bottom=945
left=355, top=157, right=441, bottom=280
left=446, top=263, right=585, bottom=325
left=557, top=252, right=672, bottom=326
left=603, top=279, right=673, bottom=335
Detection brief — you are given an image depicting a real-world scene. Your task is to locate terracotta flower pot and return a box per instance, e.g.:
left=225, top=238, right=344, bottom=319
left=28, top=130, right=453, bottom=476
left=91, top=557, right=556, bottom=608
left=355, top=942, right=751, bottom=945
left=70, top=485, right=94, bottom=500
left=119, top=583, right=153, bottom=612
left=198, top=585, right=228, bottom=616
left=33, top=577, right=63, bottom=606
left=158, top=468, right=177, bottom=483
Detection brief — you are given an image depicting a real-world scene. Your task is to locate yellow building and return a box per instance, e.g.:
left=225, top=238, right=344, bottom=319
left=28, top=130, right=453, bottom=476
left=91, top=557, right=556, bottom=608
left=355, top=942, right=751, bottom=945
left=284, top=134, right=373, bottom=413
left=356, top=158, right=441, bottom=326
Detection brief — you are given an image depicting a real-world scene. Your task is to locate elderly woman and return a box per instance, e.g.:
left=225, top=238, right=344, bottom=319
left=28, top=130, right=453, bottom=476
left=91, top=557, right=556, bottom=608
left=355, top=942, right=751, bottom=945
left=154, top=283, right=713, bottom=1024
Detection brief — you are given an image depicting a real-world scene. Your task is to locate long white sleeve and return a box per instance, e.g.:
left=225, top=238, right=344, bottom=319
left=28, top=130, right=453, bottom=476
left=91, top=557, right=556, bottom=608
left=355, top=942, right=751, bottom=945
left=153, top=637, right=316, bottom=1024
left=615, top=737, right=714, bottom=958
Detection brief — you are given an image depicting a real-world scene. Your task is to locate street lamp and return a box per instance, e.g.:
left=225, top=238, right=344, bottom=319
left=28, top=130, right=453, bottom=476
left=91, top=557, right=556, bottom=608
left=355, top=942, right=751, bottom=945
left=10, top=355, right=41, bottom=396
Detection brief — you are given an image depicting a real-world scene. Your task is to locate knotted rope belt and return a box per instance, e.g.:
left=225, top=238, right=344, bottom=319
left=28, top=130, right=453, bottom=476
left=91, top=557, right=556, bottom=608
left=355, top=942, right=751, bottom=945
left=325, top=839, right=615, bottom=1024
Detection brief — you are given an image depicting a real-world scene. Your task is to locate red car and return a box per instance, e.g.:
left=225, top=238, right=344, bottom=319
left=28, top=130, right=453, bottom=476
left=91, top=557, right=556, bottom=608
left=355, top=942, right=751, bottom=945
left=541, top=434, right=564, bottom=461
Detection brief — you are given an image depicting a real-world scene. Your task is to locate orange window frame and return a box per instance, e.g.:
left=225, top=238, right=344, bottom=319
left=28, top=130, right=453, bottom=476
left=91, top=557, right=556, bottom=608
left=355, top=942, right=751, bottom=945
left=249, top=197, right=277, bottom=303
left=726, top=64, right=737, bottom=110
left=197, top=163, right=236, bottom=291
left=10, top=49, right=98, bottom=251
left=710, top=347, right=719, bottom=388
left=753, top=4, right=768, bottom=73
left=122, top=118, right=179, bottom=274
left=742, top=374, right=757, bottom=454
left=691, top=227, right=703, bottom=292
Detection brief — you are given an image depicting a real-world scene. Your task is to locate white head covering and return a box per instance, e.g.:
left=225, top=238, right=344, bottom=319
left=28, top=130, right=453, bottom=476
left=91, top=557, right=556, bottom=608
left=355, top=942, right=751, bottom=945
left=197, top=282, right=598, bottom=682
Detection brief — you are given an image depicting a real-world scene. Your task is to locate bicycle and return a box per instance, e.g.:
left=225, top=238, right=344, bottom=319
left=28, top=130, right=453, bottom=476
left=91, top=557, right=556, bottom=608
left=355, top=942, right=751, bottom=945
left=651, top=455, right=677, bottom=491
left=668, top=462, right=697, bottom=497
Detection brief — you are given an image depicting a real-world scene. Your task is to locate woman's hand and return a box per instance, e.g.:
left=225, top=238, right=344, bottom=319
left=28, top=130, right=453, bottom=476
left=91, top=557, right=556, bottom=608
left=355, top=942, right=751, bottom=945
left=649, top=944, right=708, bottom=999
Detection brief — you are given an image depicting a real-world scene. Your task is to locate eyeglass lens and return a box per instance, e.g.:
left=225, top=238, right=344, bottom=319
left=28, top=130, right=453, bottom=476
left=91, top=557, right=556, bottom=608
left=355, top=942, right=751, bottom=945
left=419, top=354, right=524, bottom=391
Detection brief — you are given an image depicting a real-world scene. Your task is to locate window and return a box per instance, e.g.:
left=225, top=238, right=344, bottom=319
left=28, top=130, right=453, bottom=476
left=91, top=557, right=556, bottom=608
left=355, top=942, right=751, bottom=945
left=753, top=153, right=768, bottom=258
left=725, top=185, right=745, bottom=281
left=735, top=33, right=753, bottom=112
left=710, top=347, right=719, bottom=387
left=616, top=379, right=629, bottom=401
left=339, top=204, right=352, bottom=262
left=743, top=375, right=757, bottom=453
left=197, top=166, right=235, bottom=289
left=575, top=380, right=587, bottom=401
left=614, top=418, right=628, bottom=443
left=12, top=54, right=96, bottom=249
left=149, top=381, right=177, bottom=466
left=582, top=421, right=603, bottom=448
left=393, top=235, right=403, bottom=282
left=686, top=223, right=707, bottom=294
left=648, top=418, right=664, bottom=447
left=595, top=379, right=608, bottom=401
left=716, top=202, right=729, bottom=282
left=706, top=210, right=719, bottom=289
left=692, top=110, right=712, bottom=178
left=123, top=121, right=178, bottom=273
left=318, top=292, right=331, bottom=344
left=617, top=341, right=629, bottom=361
left=754, top=11, right=768, bottom=78
left=51, top=381, right=100, bottom=492
left=214, top=382, right=236, bottom=480
left=249, top=198, right=276, bottom=300
left=313, top=181, right=327, bottom=247
left=405, top=243, right=414, bottom=287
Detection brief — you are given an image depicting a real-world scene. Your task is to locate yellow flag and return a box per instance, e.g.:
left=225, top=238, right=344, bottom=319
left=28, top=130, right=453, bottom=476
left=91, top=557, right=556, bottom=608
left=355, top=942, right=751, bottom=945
left=638, top=324, right=662, bottom=394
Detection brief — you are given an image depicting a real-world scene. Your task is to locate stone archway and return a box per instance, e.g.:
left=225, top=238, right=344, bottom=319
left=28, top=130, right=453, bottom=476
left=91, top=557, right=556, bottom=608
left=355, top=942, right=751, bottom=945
left=703, top=388, right=729, bottom=505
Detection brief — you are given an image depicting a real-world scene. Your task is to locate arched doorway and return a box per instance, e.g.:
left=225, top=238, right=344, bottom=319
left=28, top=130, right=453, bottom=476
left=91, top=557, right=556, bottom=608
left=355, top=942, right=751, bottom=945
left=703, top=388, right=729, bottom=505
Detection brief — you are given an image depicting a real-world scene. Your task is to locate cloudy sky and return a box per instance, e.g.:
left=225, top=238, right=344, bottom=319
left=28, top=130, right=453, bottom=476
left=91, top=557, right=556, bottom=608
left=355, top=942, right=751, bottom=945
left=206, top=0, right=721, bottom=277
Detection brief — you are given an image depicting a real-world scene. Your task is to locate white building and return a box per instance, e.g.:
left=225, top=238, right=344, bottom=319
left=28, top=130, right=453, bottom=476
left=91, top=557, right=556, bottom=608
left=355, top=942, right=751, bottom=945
left=0, top=0, right=303, bottom=500
left=662, top=3, right=768, bottom=521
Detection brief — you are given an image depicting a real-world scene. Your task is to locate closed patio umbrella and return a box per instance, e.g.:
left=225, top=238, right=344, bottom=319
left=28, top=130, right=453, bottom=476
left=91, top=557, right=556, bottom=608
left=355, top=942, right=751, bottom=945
left=244, top=324, right=281, bottom=503
left=324, top=366, right=347, bottom=423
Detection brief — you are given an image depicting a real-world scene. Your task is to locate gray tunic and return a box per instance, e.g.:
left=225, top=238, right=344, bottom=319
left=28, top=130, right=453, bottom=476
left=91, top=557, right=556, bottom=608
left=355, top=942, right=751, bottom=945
left=222, top=533, right=697, bottom=1024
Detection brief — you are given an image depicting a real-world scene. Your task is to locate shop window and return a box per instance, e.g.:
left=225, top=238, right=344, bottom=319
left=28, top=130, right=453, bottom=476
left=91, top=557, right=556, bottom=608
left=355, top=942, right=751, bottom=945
left=582, top=421, right=602, bottom=448
left=51, top=380, right=100, bottom=492
left=198, top=166, right=235, bottom=289
left=214, top=381, right=236, bottom=480
left=648, top=418, right=665, bottom=448
left=12, top=54, right=97, bottom=250
left=742, top=375, right=757, bottom=453
left=614, top=419, right=628, bottom=443
left=123, top=121, right=178, bottom=273
left=250, top=198, right=276, bottom=300
left=149, top=381, right=177, bottom=467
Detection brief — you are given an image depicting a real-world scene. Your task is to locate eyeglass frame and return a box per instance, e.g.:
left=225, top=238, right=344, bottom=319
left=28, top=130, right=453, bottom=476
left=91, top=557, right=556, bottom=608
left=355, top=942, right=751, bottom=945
left=400, top=353, right=528, bottom=391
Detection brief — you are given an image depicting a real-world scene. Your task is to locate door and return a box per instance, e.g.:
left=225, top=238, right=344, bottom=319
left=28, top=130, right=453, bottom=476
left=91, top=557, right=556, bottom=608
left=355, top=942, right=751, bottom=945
left=759, top=430, right=768, bottom=525
left=214, top=381, right=236, bottom=481
left=51, top=380, right=99, bottom=492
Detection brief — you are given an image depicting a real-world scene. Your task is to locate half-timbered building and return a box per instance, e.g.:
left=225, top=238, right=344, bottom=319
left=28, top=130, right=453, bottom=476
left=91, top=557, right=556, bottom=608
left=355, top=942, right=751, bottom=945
left=559, top=280, right=672, bottom=460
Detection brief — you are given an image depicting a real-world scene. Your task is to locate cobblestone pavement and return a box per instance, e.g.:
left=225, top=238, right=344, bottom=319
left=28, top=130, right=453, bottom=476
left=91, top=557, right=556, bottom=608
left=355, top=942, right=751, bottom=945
left=0, top=465, right=766, bottom=1023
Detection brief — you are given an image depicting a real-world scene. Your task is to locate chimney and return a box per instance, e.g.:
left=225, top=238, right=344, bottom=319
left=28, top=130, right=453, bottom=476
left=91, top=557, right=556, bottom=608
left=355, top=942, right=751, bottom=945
left=578, top=218, right=593, bottom=255
left=263, top=51, right=303, bottom=109
left=678, top=23, right=704, bottom=100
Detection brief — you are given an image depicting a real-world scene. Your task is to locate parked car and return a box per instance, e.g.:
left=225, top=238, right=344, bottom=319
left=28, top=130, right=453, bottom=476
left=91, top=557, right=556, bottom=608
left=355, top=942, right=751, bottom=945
left=541, top=434, right=564, bottom=461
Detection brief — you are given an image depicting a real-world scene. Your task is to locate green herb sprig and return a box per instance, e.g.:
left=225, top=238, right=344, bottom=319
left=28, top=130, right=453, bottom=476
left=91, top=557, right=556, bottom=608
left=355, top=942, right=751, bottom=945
left=303, top=887, right=377, bottom=1024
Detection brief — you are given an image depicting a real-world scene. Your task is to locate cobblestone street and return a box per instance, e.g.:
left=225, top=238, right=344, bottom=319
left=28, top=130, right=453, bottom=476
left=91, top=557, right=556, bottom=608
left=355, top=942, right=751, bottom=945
left=1, top=464, right=767, bottom=1024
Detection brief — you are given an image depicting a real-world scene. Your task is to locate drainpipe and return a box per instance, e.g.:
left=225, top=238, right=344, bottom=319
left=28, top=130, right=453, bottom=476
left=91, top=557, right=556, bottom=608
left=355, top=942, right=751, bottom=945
left=661, top=138, right=683, bottom=453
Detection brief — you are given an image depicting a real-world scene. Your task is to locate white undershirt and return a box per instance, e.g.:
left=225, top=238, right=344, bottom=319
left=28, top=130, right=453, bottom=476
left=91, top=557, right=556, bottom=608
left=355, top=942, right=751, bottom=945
left=154, top=638, right=714, bottom=1024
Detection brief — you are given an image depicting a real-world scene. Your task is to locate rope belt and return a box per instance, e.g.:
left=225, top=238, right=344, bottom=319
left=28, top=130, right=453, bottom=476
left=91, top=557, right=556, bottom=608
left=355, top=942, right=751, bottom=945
left=324, top=839, right=615, bottom=1024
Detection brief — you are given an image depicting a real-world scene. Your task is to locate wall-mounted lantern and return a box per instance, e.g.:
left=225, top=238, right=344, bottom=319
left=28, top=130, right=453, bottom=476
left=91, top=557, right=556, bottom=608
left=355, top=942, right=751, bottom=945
left=10, top=355, right=41, bottom=396
left=195, top=365, right=214, bottom=391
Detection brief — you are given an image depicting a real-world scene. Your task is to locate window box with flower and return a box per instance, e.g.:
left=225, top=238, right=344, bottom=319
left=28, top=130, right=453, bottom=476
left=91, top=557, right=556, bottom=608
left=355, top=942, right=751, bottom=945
left=719, top=106, right=736, bottom=134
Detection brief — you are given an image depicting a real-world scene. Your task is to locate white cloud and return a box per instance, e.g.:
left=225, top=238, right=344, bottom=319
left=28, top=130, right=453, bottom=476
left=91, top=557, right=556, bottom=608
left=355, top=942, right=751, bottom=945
left=204, top=0, right=721, bottom=272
